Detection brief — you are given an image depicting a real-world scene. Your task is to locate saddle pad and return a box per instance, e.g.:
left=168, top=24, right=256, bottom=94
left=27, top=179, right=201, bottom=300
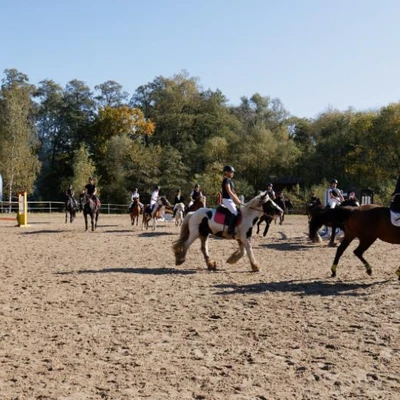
left=213, top=210, right=242, bottom=226
left=390, top=211, right=400, bottom=227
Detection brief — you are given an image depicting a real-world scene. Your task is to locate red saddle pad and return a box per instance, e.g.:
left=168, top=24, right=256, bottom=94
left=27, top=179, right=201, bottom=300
left=214, top=210, right=242, bottom=226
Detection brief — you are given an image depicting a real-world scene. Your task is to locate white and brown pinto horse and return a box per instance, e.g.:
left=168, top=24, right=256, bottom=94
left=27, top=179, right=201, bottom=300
left=173, top=192, right=283, bottom=272
left=174, top=202, right=185, bottom=226
left=142, top=196, right=171, bottom=230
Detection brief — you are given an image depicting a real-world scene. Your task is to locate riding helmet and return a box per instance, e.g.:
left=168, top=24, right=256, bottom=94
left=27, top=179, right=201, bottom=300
left=267, top=183, right=273, bottom=187
left=331, top=179, right=338, bottom=184
left=223, top=165, right=235, bottom=173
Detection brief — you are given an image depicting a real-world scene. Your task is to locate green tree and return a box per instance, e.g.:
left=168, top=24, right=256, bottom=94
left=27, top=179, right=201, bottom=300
left=0, top=69, right=41, bottom=201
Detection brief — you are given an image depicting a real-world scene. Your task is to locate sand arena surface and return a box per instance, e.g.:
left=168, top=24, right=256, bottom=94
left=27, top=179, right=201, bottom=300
left=0, top=213, right=399, bottom=399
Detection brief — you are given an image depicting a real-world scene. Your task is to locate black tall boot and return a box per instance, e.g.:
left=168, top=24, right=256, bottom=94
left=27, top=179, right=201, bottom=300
left=227, top=213, right=237, bottom=236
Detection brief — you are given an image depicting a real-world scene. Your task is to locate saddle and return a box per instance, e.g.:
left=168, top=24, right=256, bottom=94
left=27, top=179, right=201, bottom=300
left=214, top=205, right=242, bottom=226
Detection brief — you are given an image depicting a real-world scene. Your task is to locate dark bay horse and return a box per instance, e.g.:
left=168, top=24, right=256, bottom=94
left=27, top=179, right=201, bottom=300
left=129, top=198, right=141, bottom=227
left=173, top=192, right=283, bottom=272
left=309, top=204, right=400, bottom=279
left=80, top=194, right=100, bottom=231
left=65, top=197, right=78, bottom=223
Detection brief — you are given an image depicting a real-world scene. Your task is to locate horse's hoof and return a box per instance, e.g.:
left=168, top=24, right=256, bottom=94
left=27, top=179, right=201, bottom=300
left=328, top=242, right=337, bottom=247
left=251, top=264, right=260, bottom=272
left=331, top=271, right=336, bottom=278
left=366, top=268, right=372, bottom=276
left=175, top=259, right=185, bottom=266
left=207, top=261, right=217, bottom=271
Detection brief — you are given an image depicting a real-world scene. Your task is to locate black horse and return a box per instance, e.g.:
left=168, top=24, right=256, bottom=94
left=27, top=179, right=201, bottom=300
left=256, top=195, right=293, bottom=236
left=308, top=198, right=360, bottom=247
left=65, top=196, right=79, bottom=223
left=80, top=194, right=100, bottom=231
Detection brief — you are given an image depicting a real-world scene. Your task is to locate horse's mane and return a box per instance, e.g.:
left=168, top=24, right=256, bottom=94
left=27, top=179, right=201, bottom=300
left=245, top=191, right=268, bottom=208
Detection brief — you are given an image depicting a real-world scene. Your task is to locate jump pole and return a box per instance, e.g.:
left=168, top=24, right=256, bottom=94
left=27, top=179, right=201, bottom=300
left=17, top=191, right=29, bottom=227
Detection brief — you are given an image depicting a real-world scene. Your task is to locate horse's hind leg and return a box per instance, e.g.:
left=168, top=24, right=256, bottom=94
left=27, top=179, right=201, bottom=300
left=263, top=220, right=271, bottom=237
left=353, top=237, right=377, bottom=276
left=226, top=241, right=246, bottom=264
left=200, top=236, right=216, bottom=271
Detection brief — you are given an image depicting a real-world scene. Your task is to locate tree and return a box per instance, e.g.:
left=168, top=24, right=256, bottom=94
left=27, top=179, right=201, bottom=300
left=0, top=70, right=41, bottom=201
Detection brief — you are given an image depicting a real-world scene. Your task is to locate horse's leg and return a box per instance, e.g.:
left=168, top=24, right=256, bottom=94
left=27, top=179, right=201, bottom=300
left=226, top=240, right=246, bottom=264
left=328, top=225, right=338, bottom=247
left=65, top=209, right=68, bottom=224
left=95, top=211, right=99, bottom=230
left=199, top=235, right=216, bottom=271
left=353, top=237, right=377, bottom=276
left=263, top=220, right=271, bottom=237
left=256, top=218, right=262, bottom=235
left=84, top=213, right=88, bottom=231
left=331, top=235, right=355, bottom=277
left=241, top=238, right=260, bottom=272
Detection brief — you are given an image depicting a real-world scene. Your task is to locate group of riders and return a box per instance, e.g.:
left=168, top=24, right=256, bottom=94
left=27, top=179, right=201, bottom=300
left=65, top=177, right=100, bottom=211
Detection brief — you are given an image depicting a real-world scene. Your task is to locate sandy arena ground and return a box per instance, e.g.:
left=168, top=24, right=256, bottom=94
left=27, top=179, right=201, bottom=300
left=0, top=212, right=399, bottom=400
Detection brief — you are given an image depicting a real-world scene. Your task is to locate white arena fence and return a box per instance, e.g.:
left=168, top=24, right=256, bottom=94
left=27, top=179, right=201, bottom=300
left=0, top=201, right=129, bottom=215
left=1, top=200, right=307, bottom=215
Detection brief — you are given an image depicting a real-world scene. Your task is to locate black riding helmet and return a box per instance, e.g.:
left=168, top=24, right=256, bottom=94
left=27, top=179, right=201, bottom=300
left=223, top=165, right=235, bottom=173
left=331, top=179, right=338, bottom=184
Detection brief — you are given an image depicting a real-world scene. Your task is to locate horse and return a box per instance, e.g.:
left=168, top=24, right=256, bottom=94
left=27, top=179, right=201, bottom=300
left=186, top=196, right=206, bottom=214
left=129, top=198, right=141, bottom=227
left=80, top=194, right=100, bottom=232
left=307, top=198, right=360, bottom=247
left=172, top=192, right=283, bottom=272
left=256, top=194, right=293, bottom=236
left=65, top=196, right=78, bottom=223
left=142, top=196, right=171, bottom=230
left=174, top=202, right=185, bottom=227
left=309, top=203, right=400, bottom=279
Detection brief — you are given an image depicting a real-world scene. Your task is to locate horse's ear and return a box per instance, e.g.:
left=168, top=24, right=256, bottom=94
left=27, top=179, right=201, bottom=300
left=260, top=191, right=268, bottom=200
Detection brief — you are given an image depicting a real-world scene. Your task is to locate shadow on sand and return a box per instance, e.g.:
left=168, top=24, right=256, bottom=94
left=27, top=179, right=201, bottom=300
left=57, top=267, right=197, bottom=276
left=214, top=278, right=391, bottom=297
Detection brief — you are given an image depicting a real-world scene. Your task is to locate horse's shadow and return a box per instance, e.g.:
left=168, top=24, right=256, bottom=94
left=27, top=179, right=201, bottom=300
left=214, top=279, right=390, bottom=297
left=21, top=229, right=65, bottom=235
left=138, top=232, right=175, bottom=237
left=259, top=236, right=311, bottom=251
left=57, top=267, right=196, bottom=275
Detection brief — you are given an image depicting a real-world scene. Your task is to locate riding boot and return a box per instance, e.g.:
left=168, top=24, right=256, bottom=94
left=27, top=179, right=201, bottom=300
left=227, top=213, right=237, bottom=236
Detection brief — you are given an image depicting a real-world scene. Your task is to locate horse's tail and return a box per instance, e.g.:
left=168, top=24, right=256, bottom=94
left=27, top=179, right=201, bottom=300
left=172, top=213, right=193, bottom=262
left=309, top=207, right=354, bottom=241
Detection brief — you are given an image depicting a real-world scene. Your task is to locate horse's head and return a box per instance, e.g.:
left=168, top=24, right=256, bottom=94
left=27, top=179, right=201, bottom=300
left=158, top=196, right=171, bottom=208
left=262, top=196, right=284, bottom=219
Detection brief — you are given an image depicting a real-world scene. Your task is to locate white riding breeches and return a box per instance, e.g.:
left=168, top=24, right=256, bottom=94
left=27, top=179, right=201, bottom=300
left=222, top=198, right=238, bottom=216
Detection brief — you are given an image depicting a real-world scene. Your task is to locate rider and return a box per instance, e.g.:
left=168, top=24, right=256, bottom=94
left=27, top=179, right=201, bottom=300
left=172, top=189, right=185, bottom=217
left=129, top=188, right=143, bottom=212
left=266, top=183, right=276, bottom=200
left=85, top=177, right=100, bottom=206
left=149, top=185, right=160, bottom=211
left=188, top=184, right=203, bottom=209
left=327, top=179, right=344, bottom=209
left=65, top=184, right=78, bottom=208
left=222, top=165, right=242, bottom=236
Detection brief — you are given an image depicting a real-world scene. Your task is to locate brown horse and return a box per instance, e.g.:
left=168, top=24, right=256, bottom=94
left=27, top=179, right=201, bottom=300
left=309, top=204, right=400, bottom=279
left=129, top=198, right=141, bottom=227
left=186, top=196, right=206, bottom=214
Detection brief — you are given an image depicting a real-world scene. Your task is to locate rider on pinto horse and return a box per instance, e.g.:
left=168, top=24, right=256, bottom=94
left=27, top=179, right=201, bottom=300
left=221, top=165, right=243, bottom=236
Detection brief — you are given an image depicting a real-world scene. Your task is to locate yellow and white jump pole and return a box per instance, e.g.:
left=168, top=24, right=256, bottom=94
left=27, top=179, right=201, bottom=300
left=17, top=191, right=28, bottom=227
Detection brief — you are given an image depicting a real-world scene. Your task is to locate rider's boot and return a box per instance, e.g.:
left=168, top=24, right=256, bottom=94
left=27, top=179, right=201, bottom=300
left=226, top=213, right=236, bottom=236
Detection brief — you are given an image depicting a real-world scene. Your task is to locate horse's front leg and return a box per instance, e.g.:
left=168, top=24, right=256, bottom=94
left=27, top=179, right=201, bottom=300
left=241, top=237, right=259, bottom=272
left=200, top=235, right=216, bottom=271
left=94, top=211, right=99, bottom=230
left=84, top=214, right=88, bottom=231
left=226, top=240, right=246, bottom=264
left=263, top=220, right=271, bottom=237
left=65, top=210, right=68, bottom=224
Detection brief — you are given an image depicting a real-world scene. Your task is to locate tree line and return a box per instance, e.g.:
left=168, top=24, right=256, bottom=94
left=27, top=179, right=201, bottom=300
left=0, top=68, right=399, bottom=206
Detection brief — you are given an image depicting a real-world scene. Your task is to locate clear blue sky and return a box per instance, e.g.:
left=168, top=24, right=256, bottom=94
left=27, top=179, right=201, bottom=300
left=1, top=0, right=400, bottom=118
